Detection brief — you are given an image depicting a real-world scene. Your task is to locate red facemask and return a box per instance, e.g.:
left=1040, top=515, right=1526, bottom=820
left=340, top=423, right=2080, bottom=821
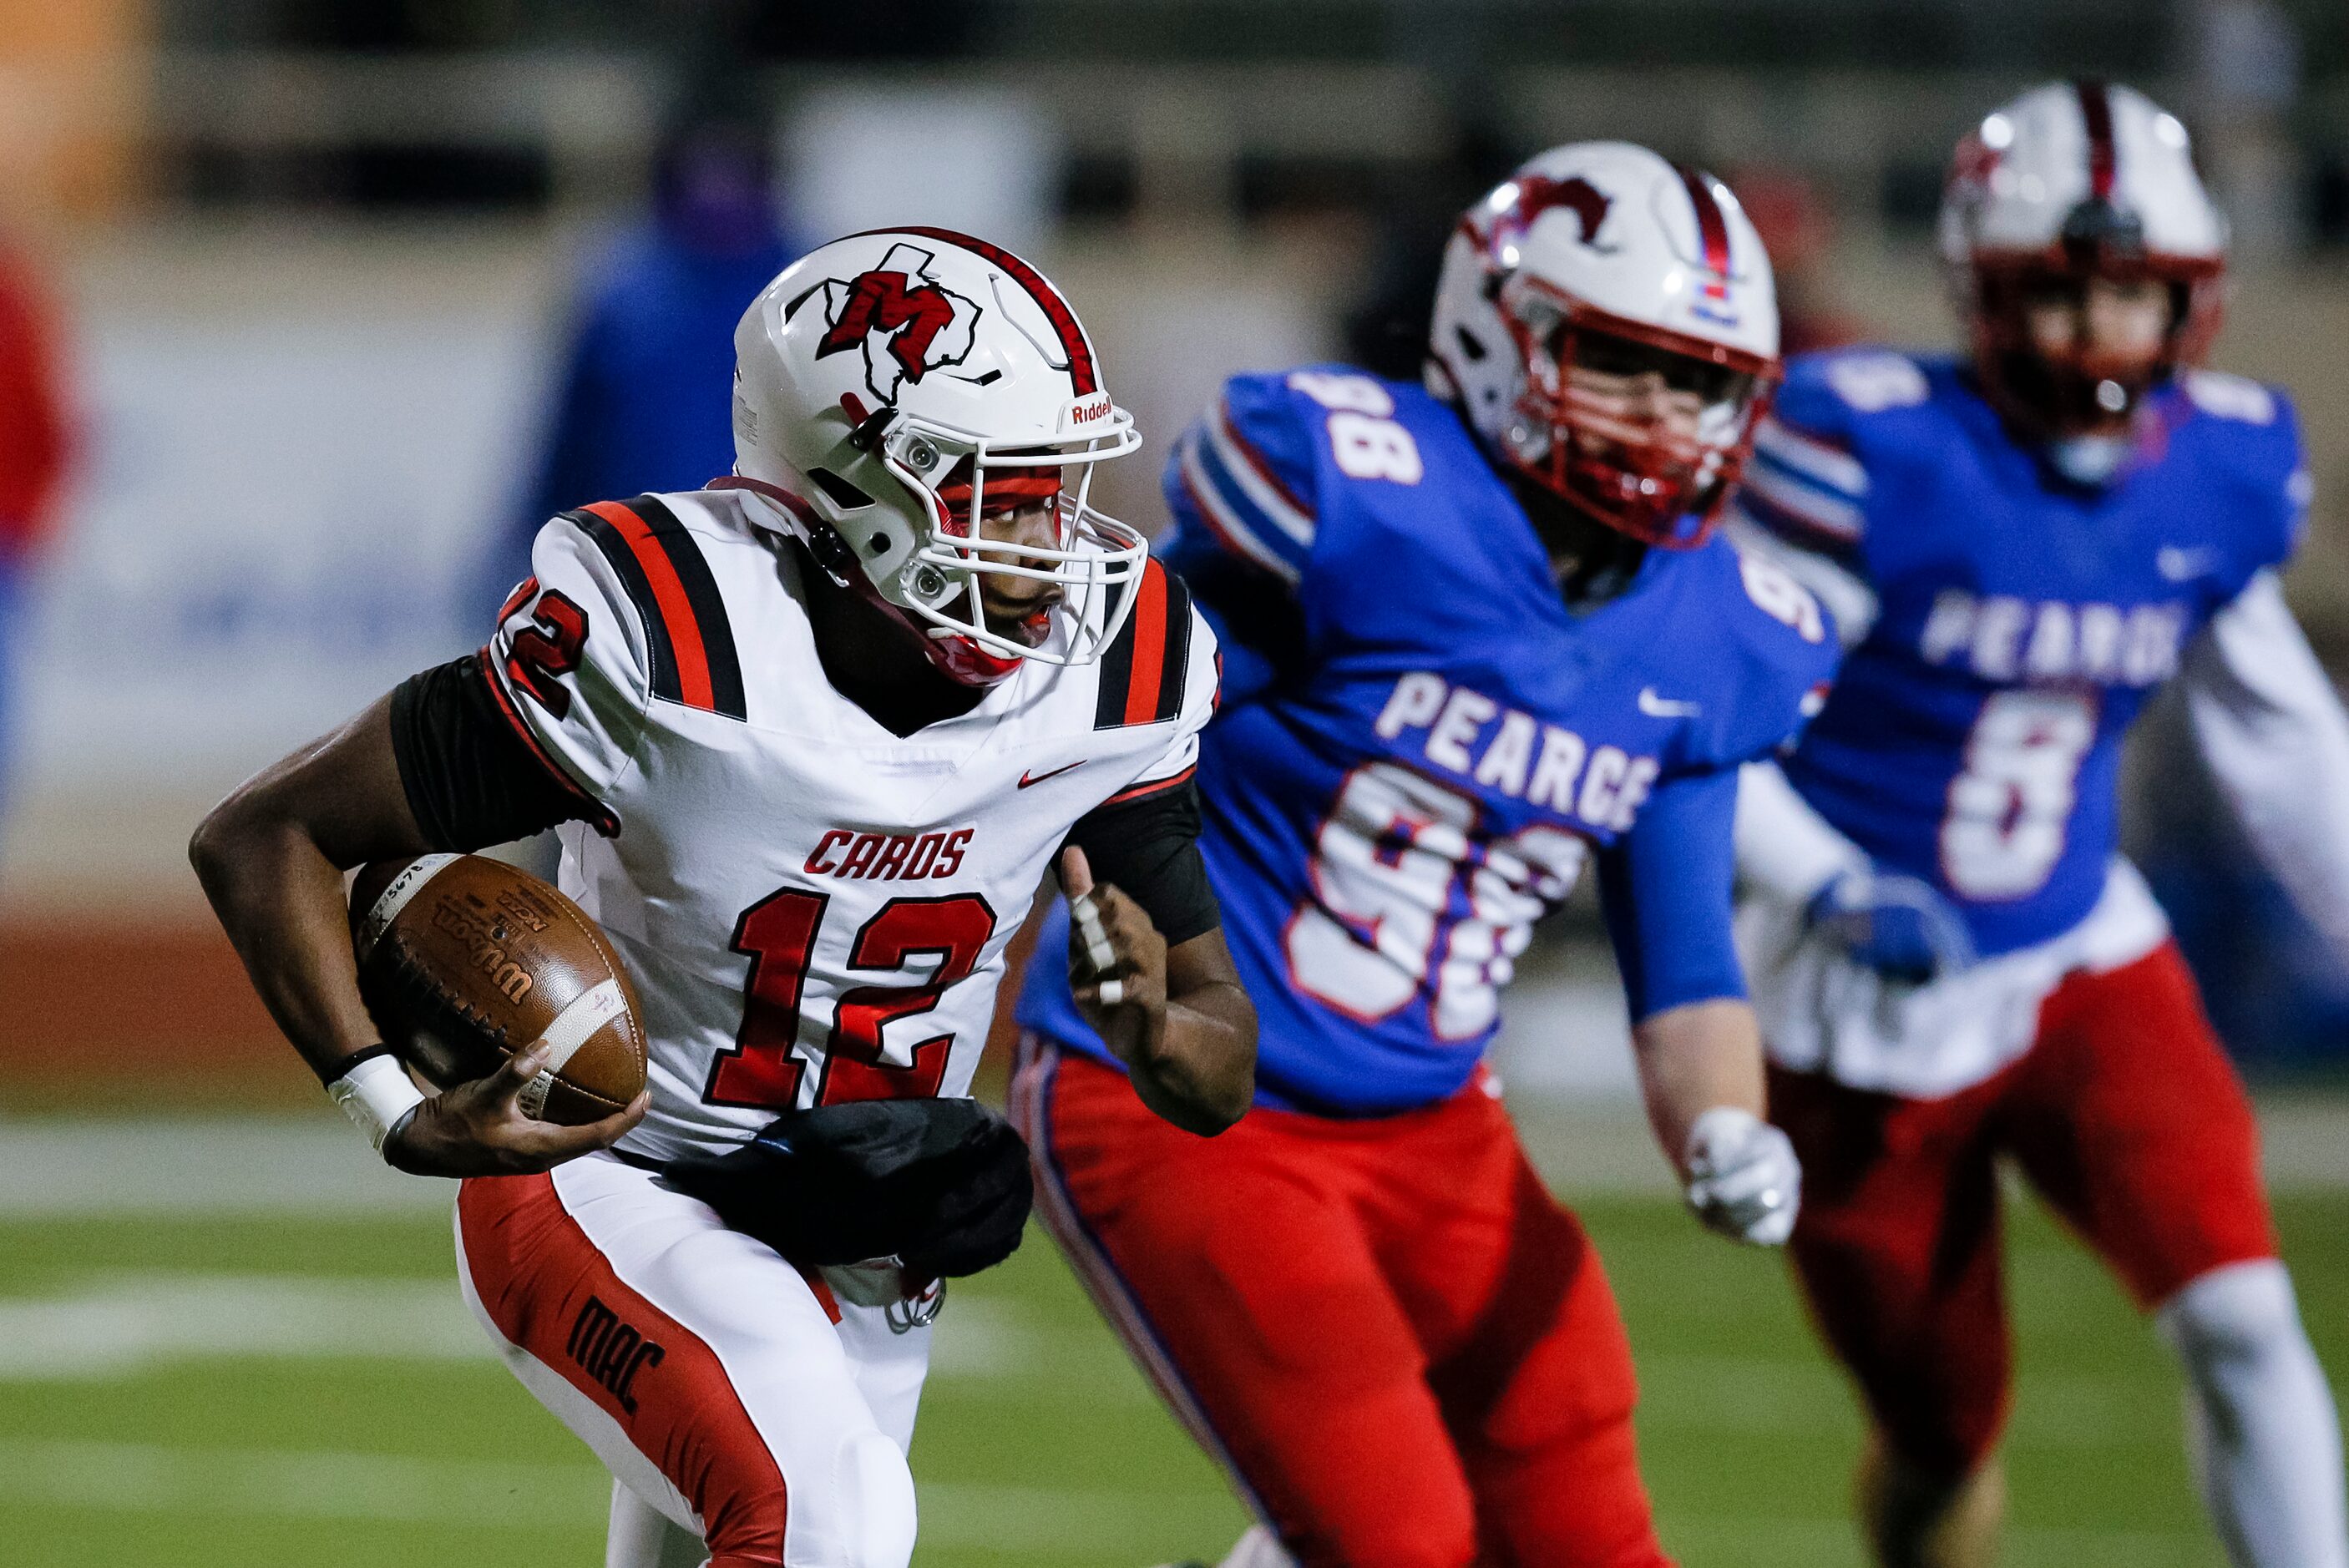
left=1500, top=291, right=1776, bottom=549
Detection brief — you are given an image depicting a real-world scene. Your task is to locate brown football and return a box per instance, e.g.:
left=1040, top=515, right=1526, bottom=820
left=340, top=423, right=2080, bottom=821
left=348, top=853, right=647, bottom=1125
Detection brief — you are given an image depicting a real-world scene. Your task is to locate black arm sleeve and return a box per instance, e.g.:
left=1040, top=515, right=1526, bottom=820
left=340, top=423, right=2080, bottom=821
left=1061, top=778, right=1219, bottom=947
left=388, top=654, right=594, bottom=852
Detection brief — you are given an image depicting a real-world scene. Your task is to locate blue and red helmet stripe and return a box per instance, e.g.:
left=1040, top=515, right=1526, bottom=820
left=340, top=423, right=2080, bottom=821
left=1673, top=165, right=1736, bottom=298
left=2075, top=78, right=2119, bottom=200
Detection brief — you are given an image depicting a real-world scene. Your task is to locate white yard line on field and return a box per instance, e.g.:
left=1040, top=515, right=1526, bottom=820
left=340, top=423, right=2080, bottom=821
left=0, top=1115, right=453, bottom=1216
left=0, top=1274, right=485, bottom=1378
left=1, top=1092, right=2345, bottom=1225
left=1515, top=1093, right=2349, bottom=1198
left=0, top=1438, right=1232, bottom=1551
left=0, top=1438, right=611, bottom=1530
left=0, top=1271, right=1035, bottom=1383
left=0, top=1267, right=2203, bottom=1458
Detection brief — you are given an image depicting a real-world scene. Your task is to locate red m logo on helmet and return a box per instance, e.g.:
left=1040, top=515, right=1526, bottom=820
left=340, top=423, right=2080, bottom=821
left=818, top=270, right=962, bottom=386
left=813, top=243, right=982, bottom=404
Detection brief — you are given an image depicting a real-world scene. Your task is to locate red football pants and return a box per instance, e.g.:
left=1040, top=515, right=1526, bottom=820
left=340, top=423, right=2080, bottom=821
left=1015, top=1040, right=1671, bottom=1568
left=1769, top=940, right=2279, bottom=1479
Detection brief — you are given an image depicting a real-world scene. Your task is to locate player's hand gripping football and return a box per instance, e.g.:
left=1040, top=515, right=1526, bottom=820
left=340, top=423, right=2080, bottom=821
left=1062, top=847, right=1171, bottom=1069
left=1681, top=1105, right=1801, bottom=1247
left=385, top=1043, right=648, bottom=1178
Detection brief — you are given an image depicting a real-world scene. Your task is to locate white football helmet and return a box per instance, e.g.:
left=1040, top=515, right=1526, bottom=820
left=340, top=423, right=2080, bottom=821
left=1427, top=141, right=1779, bottom=547
left=727, top=227, right=1146, bottom=686
left=1940, top=81, right=2227, bottom=445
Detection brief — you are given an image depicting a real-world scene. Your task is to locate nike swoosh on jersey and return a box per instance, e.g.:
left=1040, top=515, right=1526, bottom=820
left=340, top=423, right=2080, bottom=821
left=1018, top=761, right=1087, bottom=788
left=2157, top=546, right=2217, bottom=582
left=1637, top=687, right=1702, bottom=719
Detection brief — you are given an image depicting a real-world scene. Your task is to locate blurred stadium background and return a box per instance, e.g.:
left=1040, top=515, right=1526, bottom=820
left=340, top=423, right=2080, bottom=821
left=3, top=2, right=2348, bottom=1564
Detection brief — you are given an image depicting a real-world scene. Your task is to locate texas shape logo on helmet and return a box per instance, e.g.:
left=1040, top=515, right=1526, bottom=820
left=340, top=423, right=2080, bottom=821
left=813, top=241, right=981, bottom=405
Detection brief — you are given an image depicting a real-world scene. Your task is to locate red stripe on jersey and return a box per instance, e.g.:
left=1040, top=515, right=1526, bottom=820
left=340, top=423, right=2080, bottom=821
left=1177, top=465, right=1289, bottom=581
left=457, top=1174, right=788, bottom=1560
left=496, top=573, right=539, bottom=627
left=1102, top=764, right=1196, bottom=808
left=1121, top=559, right=1171, bottom=727
left=888, top=225, right=1098, bottom=397
left=2077, top=79, right=2119, bottom=200
left=474, top=650, right=620, bottom=837
left=581, top=499, right=716, bottom=713
left=1213, top=399, right=1313, bottom=518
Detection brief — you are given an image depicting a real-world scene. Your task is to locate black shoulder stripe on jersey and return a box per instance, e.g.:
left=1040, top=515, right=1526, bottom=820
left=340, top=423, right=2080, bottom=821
left=1152, top=568, right=1195, bottom=726
left=1093, top=559, right=1194, bottom=730
left=561, top=498, right=748, bottom=721
left=564, top=506, right=678, bottom=701
left=1091, top=575, right=1137, bottom=729
left=625, top=493, right=748, bottom=721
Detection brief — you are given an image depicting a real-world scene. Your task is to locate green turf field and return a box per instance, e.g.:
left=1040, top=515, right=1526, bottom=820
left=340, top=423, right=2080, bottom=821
left=3, top=1168, right=2343, bottom=1565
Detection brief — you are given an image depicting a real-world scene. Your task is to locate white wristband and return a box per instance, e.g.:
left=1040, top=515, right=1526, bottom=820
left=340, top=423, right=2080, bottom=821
left=327, top=1052, right=428, bottom=1156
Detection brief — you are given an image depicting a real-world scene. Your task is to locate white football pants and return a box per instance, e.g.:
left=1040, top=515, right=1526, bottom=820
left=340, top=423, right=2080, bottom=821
left=453, top=1151, right=929, bottom=1568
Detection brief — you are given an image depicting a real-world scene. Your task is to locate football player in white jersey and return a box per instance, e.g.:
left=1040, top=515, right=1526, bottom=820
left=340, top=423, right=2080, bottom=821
left=191, top=227, right=1256, bottom=1568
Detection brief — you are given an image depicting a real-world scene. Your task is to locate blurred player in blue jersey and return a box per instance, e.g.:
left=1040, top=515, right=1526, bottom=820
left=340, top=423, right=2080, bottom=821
left=1730, top=83, right=2349, bottom=1568
left=485, top=114, right=798, bottom=604
left=1015, top=142, right=1840, bottom=1567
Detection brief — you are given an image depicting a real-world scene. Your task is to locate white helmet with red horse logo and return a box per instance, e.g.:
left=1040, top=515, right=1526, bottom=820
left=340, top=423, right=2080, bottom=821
left=1940, top=80, right=2227, bottom=448
left=1427, top=141, right=1779, bottom=547
left=729, top=226, right=1145, bottom=686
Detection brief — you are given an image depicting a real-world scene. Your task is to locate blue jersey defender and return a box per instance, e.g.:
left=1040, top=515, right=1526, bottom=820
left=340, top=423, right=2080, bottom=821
left=1018, top=364, right=1839, bottom=1116
left=1739, top=347, right=2307, bottom=961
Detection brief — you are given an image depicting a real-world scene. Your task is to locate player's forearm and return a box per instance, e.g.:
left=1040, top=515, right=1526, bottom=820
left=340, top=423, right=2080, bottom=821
left=1629, top=998, right=1766, bottom=1177
left=191, top=797, right=386, bottom=1080
left=191, top=699, right=432, bottom=1082
left=1128, top=979, right=1256, bottom=1136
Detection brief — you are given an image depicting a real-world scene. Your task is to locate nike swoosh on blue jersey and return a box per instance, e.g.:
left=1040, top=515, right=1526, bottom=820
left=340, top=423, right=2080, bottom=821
left=1638, top=687, right=1702, bottom=718
left=2157, top=546, right=2218, bottom=582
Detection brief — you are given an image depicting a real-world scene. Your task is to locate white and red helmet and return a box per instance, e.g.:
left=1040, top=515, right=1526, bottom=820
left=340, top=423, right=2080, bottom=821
left=1940, top=80, right=2227, bottom=439
left=728, top=227, right=1146, bottom=686
left=1427, top=141, right=1780, bottom=547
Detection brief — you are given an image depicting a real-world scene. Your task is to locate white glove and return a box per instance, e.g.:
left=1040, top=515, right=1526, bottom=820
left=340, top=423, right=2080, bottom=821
left=1683, top=1105, right=1800, bottom=1247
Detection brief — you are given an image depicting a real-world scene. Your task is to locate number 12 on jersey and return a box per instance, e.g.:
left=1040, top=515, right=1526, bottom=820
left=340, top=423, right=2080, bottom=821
left=705, top=889, right=999, bottom=1111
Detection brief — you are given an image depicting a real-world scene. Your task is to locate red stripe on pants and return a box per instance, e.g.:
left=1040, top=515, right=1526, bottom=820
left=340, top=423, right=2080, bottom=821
left=458, top=1172, right=787, bottom=1566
